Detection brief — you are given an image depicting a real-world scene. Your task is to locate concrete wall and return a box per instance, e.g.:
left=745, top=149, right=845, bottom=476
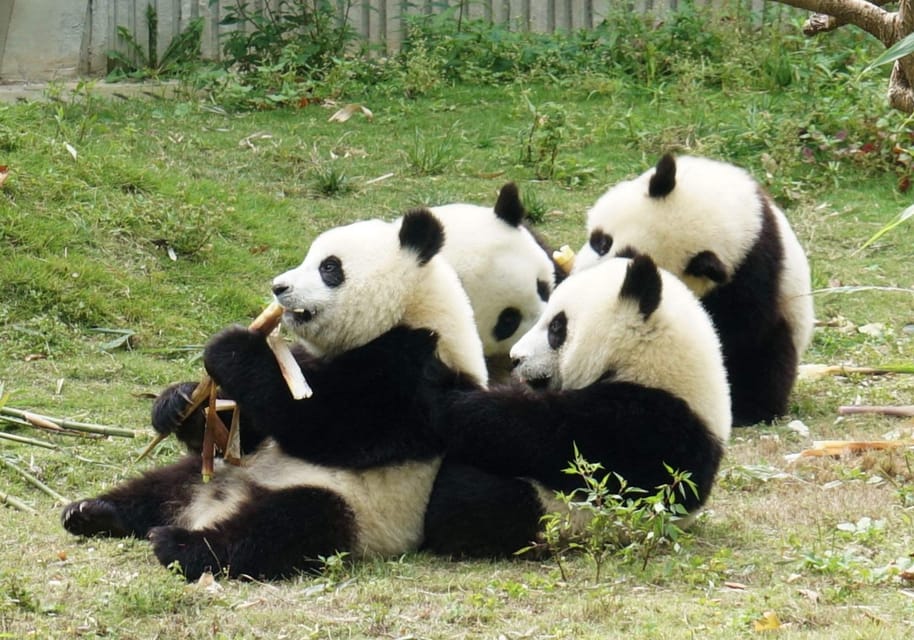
left=0, top=0, right=772, bottom=83
left=1, top=0, right=89, bottom=81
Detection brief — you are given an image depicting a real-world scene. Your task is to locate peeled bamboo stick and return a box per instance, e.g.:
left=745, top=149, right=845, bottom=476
left=838, top=405, right=914, bottom=418
left=0, top=491, right=37, bottom=515
left=0, top=457, right=69, bottom=504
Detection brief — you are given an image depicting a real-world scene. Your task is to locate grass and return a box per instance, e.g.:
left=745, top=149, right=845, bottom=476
left=3, top=16, right=914, bottom=637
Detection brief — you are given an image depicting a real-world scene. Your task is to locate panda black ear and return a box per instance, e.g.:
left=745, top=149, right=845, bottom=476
left=493, top=182, right=525, bottom=227
left=400, top=208, right=445, bottom=266
left=685, top=250, right=728, bottom=284
left=648, top=153, right=677, bottom=199
left=620, top=254, right=662, bottom=319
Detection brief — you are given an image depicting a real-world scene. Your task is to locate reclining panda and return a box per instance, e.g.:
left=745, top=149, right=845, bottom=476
left=422, top=255, right=732, bottom=557
left=61, top=209, right=487, bottom=580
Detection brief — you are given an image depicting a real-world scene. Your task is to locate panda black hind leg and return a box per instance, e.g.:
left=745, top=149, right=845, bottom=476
left=149, top=485, right=357, bottom=581
left=423, top=463, right=546, bottom=558
left=61, top=455, right=200, bottom=538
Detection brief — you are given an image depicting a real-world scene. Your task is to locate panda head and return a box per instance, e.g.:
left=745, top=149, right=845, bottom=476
left=432, top=183, right=556, bottom=359
left=271, top=209, right=487, bottom=383
left=572, top=154, right=764, bottom=298
left=511, top=255, right=731, bottom=441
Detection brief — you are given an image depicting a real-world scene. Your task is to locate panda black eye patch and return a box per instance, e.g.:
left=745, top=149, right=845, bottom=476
left=589, top=230, right=613, bottom=257
left=319, top=255, right=345, bottom=288
left=547, top=312, right=567, bottom=350
left=493, top=307, right=522, bottom=342
left=536, top=279, right=551, bottom=302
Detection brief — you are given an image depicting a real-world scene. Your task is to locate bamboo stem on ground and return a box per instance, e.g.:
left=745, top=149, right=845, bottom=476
left=0, top=457, right=69, bottom=504
left=0, top=491, right=37, bottom=515
left=0, top=431, right=58, bottom=449
left=838, top=405, right=914, bottom=417
left=0, top=407, right=136, bottom=438
left=0, top=414, right=104, bottom=438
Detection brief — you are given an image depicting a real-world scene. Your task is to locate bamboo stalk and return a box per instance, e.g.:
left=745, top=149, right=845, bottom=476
left=0, top=431, right=58, bottom=449
left=0, top=458, right=69, bottom=504
left=0, top=414, right=104, bottom=439
left=0, top=407, right=136, bottom=438
left=0, top=491, right=37, bottom=515
left=838, top=405, right=914, bottom=417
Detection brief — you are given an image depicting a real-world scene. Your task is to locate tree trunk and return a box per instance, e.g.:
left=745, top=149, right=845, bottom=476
left=770, top=0, right=914, bottom=113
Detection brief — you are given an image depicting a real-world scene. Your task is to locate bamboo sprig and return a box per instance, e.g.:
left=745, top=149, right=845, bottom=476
left=0, top=491, right=37, bottom=515
left=0, top=457, right=70, bottom=504
left=0, top=407, right=136, bottom=438
left=0, top=414, right=104, bottom=439
left=0, top=431, right=58, bottom=449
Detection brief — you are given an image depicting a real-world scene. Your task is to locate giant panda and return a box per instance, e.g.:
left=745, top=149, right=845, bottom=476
left=430, top=183, right=560, bottom=378
left=422, top=255, right=731, bottom=558
left=61, top=209, right=488, bottom=581
left=572, top=154, right=813, bottom=426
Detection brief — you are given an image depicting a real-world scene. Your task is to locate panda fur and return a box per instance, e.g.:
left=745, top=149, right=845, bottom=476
left=422, top=255, right=731, bottom=558
left=430, top=183, right=560, bottom=378
left=572, top=154, right=813, bottom=426
left=61, top=209, right=487, bottom=580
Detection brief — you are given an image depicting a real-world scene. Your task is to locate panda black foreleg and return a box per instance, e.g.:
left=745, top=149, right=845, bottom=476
left=423, top=463, right=545, bottom=559
left=62, top=455, right=201, bottom=538
left=149, top=485, right=358, bottom=581
left=726, top=318, right=797, bottom=426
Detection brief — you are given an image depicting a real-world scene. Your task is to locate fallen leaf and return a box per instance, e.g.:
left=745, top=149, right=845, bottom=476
left=724, top=581, right=747, bottom=590
left=57, top=550, right=68, bottom=561
left=0, top=165, right=8, bottom=188
left=328, top=103, right=374, bottom=123
left=797, top=588, right=819, bottom=604
left=753, top=610, right=781, bottom=632
left=64, top=142, right=78, bottom=161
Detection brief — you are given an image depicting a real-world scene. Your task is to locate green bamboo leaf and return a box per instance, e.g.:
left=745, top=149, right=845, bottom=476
left=863, top=31, right=914, bottom=74
left=857, top=203, right=914, bottom=252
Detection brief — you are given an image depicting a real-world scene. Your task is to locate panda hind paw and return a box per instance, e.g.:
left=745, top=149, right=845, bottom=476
left=61, top=499, right=130, bottom=538
left=148, top=526, right=220, bottom=581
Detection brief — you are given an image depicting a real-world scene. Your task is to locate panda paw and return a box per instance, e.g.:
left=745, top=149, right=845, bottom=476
left=203, top=326, right=277, bottom=398
left=61, top=499, right=130, bottom=538
left=151, top=382, right=206, bottom=453
left=148, top=526, right=220, bottom=581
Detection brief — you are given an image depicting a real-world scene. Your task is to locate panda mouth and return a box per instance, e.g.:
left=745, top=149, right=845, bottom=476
left=293, top=309, right=313, bottom=322
left=524, top=376, right=551, bottom=391
left=285, top=307, right=316, bottom=324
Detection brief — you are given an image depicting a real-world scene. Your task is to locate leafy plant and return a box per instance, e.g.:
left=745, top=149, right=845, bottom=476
left=107, top=4, right=203, bottom=80
left=218, top=0, right=356, bottom=76
left=520, top=446, right=696, bottom=581
left=310, top=162, right=352, bottom=197
left=519, top=96, right=568, bottom=180
left=404, top=128, right=454, bottom=176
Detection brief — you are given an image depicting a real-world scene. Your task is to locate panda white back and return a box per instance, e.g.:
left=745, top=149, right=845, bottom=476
left=431, top=183, right=556, bottom=361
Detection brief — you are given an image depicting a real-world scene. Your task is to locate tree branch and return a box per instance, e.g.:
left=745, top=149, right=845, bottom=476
left=802, top=0, right=893, bottom=35
left=774, top=0, right=895, bottom=43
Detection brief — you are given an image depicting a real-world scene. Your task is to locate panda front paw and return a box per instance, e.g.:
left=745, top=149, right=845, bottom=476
left=203, top=326, right=278, bottom=400
left=151, top=382, right=206, bottom=453
left=148, top=526, right=222, bottom=581
left=61, top=499, right=130, bottom=538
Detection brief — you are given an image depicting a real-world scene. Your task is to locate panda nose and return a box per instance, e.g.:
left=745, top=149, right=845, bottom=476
left=510, top=358, right=522, bottom=371
left=271, top=282, right=291, bottom=297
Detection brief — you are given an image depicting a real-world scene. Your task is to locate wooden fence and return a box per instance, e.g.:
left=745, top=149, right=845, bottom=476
left=90, top=0, right=772, bottom=74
